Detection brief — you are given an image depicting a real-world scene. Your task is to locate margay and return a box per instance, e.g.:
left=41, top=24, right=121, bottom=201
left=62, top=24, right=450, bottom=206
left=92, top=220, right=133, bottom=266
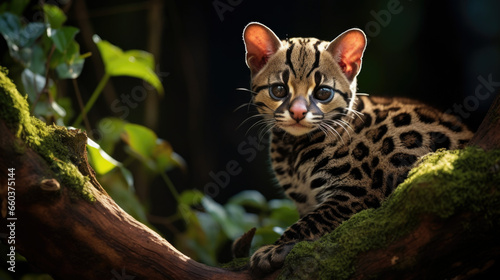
left=240, top=22, right=472, bottom=276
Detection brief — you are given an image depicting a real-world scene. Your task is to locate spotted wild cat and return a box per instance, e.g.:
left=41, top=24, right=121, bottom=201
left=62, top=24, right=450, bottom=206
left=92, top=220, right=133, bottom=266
left=239, top=22, right=473, bottom=276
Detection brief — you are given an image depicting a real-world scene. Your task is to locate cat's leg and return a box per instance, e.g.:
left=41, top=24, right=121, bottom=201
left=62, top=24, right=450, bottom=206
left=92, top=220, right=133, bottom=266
left=250, top=194, right=380, bottom=277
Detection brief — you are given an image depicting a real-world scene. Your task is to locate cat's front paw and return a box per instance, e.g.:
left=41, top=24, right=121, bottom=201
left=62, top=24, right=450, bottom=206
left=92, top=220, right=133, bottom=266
left=249, top=243, right=295, bottom=277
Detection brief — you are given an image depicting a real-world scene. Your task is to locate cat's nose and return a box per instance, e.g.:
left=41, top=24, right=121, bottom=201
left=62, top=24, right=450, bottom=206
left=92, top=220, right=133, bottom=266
left=289, top=97, right=308, bottom=121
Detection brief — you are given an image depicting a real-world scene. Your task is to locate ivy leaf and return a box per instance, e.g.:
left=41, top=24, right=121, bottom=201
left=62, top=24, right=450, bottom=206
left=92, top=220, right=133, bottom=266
left=43, top=4, right=67, bottom=29
left=51, top=39, right=86, bottom=79
left=121, top=123, right=184, bottom=173
left=50, top=99, right=66, bottom=118
left=0, top=12, right=45, bottom=65
left=20, top=22, right=45, bottom=46
left=47, top=26, right=79, bottom=52
left=154, top=138, right=186, bottom=172
left=55, top=57, right=84, bottom=79
left=87, top=138, right=121, bottom=175
left=87, top=137, right=133, bottom=187
left=228, top=190, right=268, bottom=210
left=0, top=12, right=20, bottom=38
left=123, top=49, right=154, bottom=69
left=201, top=196, right=243, bottom=240
left=179, top=190, right=205, bottom=206
left=28, top=44, right=45, bottom=75
left=93, top=34, right=164, bottom=95
left=122, top=123, right=156, bottom=162
left=21, top=68, right=46, bottom=102
left=268, top=199, right=300, bottom=228
left=97, top=117, right=126, bottom=154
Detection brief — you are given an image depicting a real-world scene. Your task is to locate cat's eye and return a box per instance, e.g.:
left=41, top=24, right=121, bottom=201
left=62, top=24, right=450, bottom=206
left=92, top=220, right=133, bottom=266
left=269, top=84, right=288, bottom=100
left=314, top=87, right=335, bottom=102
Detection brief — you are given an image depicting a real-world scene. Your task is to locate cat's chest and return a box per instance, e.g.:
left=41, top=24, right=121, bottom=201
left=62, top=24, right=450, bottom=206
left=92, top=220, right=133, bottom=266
left=269, top=129, right=363, bottom=214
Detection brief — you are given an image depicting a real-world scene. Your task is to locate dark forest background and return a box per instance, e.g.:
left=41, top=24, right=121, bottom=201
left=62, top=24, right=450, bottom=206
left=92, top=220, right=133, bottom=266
left=1, top=0, right=499, bottom=257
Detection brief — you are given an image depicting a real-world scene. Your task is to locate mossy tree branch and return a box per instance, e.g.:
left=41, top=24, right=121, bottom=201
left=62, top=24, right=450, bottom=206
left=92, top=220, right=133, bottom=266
left=0, top=67, right=499, bottom=280
left=0, top=70, right=270, bottom=279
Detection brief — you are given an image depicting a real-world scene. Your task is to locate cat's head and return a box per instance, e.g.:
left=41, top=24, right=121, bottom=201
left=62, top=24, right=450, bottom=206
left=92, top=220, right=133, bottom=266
left=242, top=22, right=367, bottom=136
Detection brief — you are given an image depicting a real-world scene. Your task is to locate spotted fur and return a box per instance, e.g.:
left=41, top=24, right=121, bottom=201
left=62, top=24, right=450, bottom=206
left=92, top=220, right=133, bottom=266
left=240, top=22, right=472, bottom=277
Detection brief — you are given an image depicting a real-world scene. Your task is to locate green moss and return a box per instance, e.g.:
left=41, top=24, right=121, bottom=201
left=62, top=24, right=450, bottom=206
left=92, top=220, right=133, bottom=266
left=279, top=147, right=500, bottom=280
left=0, top=68, right=94, bottom=202
left=219, top=257, right=250, bottom=270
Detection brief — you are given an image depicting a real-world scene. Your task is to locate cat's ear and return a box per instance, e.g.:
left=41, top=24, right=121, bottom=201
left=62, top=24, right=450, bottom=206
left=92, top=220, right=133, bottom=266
left=326, top=28, right=367, bottom=82
left=243, top=22, right=282, bottom=75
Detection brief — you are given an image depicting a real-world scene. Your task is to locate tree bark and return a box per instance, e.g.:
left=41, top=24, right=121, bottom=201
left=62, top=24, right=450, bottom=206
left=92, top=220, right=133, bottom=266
left=0, top=70, right=499, bottom=280
left=469, top=92, right=500, bottom=149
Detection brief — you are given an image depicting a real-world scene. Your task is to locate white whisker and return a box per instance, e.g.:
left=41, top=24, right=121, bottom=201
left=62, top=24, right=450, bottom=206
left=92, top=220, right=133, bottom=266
left=259, top=123, right=276, bottom=143
left=247, top=118, right=274, bottom=135
left=233, top=101, right=257, bottom=113
left=332, top=119, right=352, bottom=141
left=337, top=119, right=355, bottom=132
left=235, top=87, right=258, bottom=96
left=345, top=107, right=364, bottom=122
left=320, top=122, right=344, bottom=145
left=237, top=114, right=267, bottom=130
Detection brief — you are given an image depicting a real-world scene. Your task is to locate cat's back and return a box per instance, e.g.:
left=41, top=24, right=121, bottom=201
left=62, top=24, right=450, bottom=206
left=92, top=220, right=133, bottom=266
left=354, top=95, right=472, bottom=152
left=344, top=95, right=473, bottom=190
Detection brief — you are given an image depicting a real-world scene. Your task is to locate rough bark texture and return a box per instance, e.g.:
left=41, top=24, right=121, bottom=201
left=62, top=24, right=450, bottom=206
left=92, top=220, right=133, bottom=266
left=0, top=68, right=499, bottom=280
left=469, top=92, right=500, bottom=149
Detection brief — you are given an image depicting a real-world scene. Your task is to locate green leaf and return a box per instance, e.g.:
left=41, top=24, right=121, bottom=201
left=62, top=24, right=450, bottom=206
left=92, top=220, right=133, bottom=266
left=267, top=199, right=299, bottom=228
left=93, top=34, right=164, bottom=94
left=43, top=4, right=67, bottom=29
left=31, top=99, right=66, bottom=122
left=228, top=190, right=268, bottom=210
left=179, top=190, right=204, bottom=206
left=47, top=26, right=79, bottom=52
left=0, top=12, right=21, bottom=36
left=87, top=138, right=120, bottom=175
left=0, top=13, right=45, bottom=65
left=154, top=138, right=187, bottom=172
left=57, top=96, right=74, bottom=124
left=50, top=99, right=66, bottom=118
left=187, top=211, right=218, bottom=265
left=225, top=203, right=258, bottom=229
left=20, top=22, right=46, bottom=46
left=122, top=123, right=156, bottom=159
left=97, top=117, right=126, bottom=154
left=21, top=68, right=46, bottom=102
left=121, top=123, right=185, bottom=173
left=87, top=137, right=134, bottom=188
left=124, top=49, right=154, bottom=69
left=55, top=57, right=84, bottom=79
left=253, top=226, right=282, bottom=249
left=202, top=196, right=243, bottom=239
left=52, top=39, right=86, bottom=79
left=29, top=44, right=46, bottom=75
